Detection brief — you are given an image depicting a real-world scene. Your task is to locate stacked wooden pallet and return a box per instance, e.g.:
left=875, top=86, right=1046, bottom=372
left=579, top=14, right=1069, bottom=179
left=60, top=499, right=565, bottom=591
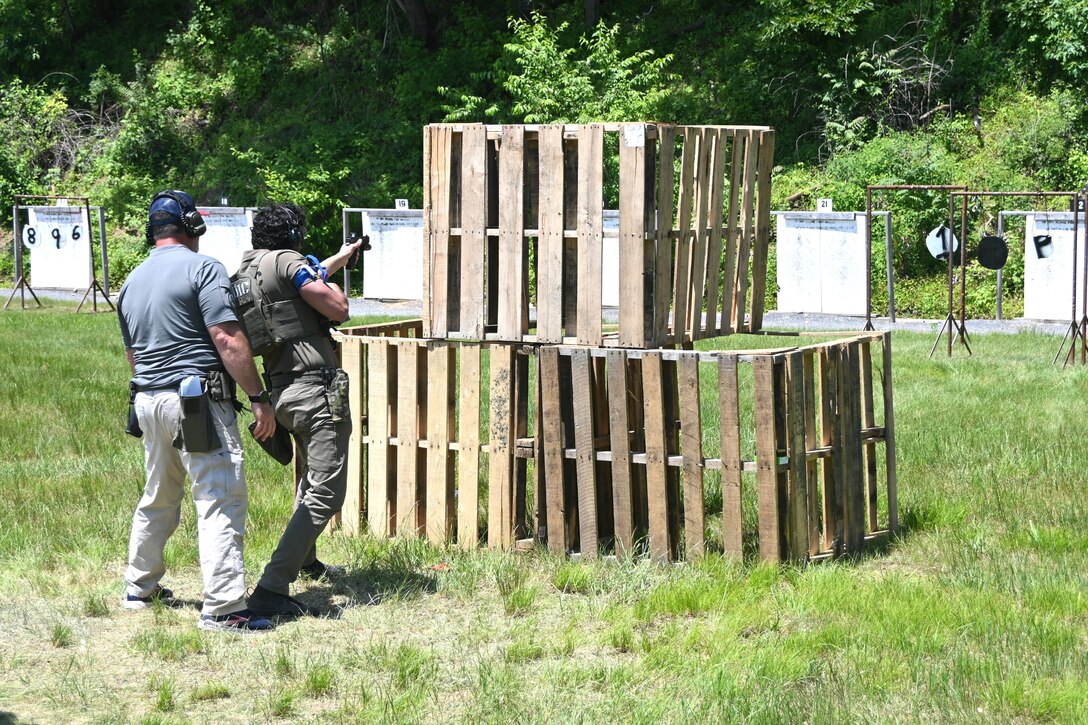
left=331, top=121, right=898, bottom=563
left=422, top=123, right=775, bottom=346
left=336, top=328, right=897, bottom=563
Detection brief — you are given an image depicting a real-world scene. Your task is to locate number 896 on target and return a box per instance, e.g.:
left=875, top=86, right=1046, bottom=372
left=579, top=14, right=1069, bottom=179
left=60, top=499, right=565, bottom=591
left=23, top=225, right=82, bottom=250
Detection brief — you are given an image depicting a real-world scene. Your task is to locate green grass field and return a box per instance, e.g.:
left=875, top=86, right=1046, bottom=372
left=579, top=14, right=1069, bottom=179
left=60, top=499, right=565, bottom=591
left=1, top=304, right=1087, bottom=724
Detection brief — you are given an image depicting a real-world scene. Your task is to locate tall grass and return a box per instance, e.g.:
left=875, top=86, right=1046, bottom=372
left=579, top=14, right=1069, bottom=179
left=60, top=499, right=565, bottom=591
left=2, top=307, right=1087, bottom=723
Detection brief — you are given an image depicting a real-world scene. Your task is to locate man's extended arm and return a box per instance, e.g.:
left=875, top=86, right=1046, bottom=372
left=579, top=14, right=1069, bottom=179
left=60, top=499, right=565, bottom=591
left=208, top=321, right=276, bottom=440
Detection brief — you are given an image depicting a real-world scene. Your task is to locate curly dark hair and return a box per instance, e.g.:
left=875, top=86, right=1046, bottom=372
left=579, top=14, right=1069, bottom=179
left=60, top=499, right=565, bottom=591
left=251, top=202, right=308, bottom=251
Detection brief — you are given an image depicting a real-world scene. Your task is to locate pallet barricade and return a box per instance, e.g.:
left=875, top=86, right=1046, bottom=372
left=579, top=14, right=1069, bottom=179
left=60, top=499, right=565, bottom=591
left=335, top=326, right=897, bottom=563
left=423, top=123, right=775, bottom=348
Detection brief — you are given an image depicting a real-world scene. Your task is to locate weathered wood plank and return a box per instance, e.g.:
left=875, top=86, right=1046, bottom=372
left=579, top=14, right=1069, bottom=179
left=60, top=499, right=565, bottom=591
left=786, top=351, right=809, bottom=563
left=498, top=125, right=525, bottom=340
left=422, top=127, right=433, bottom=336
left=539, top=347, right=568, bottom=553
left=720, top=129, right=743, bottom=333
left=606, top=350, right=634, bottom=557
left=430, top=126, right=452, bottom=337
left=571, top=348, right=598, bottom=559
left=860, top=340, right=879, bottom=532
left=704, top=128, right=727, bottom=335
left=537, top=124, right=565, bottom=343
left=488, top=345, right=516, bottom=549
left=753, top=354, right=782, bottom=561
left=458, top=345, right=482, bottom=548
left=841, top=342, right=866, bottom=553
left=366, top=341, right=392, bottom=537
left=718, top=354, right=743, bottom=558
left=654, top=125, right=677, bottom=344
left=426, top=344, right=455, bottom=544
left=577, top=124, right=604, bottom=345
left=619, top=124, right=648, bottom=348
left=396, top=343, right=421, bottom=535
left=641, top=351, right=671, bottom=562
left=882, top=331, right=899, bottom=533
left=340, top=337, right=364, bottom=535
left=748, top=130, right=776, bottom=331
left=672, top=128, right=697, bottom=342
left=803, top=350, right=821, bottom=555
left=733, top=130, right=759, bottom=332
left=679, top=353, right=705, bottom=558
left=460, top=124, right=488, bottom=338
left=688, top=128, right=711, bottom=338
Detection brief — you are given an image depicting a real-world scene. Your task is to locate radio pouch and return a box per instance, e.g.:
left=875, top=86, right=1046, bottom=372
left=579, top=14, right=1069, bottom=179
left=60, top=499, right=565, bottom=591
left=173, top=377, right=221, bottom=453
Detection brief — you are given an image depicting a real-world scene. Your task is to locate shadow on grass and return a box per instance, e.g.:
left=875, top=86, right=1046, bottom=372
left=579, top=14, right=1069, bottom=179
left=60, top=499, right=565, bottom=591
left=299, top=562, right=439, bottom=617
left=0, top=712, right=20, bottom=725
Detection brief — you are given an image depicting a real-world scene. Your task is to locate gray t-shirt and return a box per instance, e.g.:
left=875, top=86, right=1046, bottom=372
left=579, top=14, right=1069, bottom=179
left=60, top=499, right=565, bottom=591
left=118, top=245, right=237, bottom=388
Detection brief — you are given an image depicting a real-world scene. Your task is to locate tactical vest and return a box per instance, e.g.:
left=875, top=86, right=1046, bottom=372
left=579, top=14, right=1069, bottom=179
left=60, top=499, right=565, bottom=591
left=229, top=250, right=329, bottom=356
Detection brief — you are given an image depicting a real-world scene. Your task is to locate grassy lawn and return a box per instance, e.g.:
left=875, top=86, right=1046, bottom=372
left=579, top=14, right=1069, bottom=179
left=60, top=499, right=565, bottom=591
left=1, top=304, right=1087, bottom=724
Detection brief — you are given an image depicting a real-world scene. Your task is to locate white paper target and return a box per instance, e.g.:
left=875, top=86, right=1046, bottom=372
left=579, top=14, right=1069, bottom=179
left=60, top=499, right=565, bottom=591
left=27, top=206, right=93, bottom=289
left=195, top=207, right=253, bottom=275
left=360, top=210, right=424, bottom=300
left=1023, top=213, right=1086, bottom=321
left=775, top=212, right=867, bottom=315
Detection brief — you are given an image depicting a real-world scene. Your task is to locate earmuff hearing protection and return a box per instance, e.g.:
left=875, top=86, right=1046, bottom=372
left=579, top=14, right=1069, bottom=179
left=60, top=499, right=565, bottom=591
left=281, top=204, right=303, bottom=246
left=145, top=190, right=207, bottom=243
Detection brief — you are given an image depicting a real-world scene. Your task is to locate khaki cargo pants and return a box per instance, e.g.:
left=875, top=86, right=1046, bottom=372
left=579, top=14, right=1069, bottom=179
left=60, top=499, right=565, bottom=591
left=125, top=390, right=249, bottom=617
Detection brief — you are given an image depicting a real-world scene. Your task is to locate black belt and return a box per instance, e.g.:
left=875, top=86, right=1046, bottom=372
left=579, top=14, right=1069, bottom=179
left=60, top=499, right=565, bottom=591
left=268, top=367, right=335, bottom=388
left=134, top=370, right=228, bottom=394
left=134, top=382, right=178, bottom=393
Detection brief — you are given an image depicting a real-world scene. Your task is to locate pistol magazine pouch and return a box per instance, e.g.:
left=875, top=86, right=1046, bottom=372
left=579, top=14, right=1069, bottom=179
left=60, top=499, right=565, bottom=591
left=173, top=379, right=221, bottom=453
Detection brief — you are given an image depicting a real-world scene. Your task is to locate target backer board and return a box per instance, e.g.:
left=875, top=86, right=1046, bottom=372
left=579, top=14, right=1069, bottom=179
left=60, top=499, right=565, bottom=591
left=25, top=206, right=94, bottom=289
left=1023, top=212, right=1086, bottom=321
left=357, top=209, right=621, bottom=304
left=359, top=209, right=424, bottom=300
left=775, top=212, right=868, bottom=315
left=195, top=207, right=253, bottom=275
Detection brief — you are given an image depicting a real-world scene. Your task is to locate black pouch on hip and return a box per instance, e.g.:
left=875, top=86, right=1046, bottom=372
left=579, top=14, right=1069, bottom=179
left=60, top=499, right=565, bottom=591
left=173, top=379, right=221, bottom=453
left=125, top=381, right=143, bottom=438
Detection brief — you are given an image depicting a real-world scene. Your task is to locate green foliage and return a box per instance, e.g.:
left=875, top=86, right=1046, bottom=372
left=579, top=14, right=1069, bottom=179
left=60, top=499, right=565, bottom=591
left=443, top=12, right=675, bottom=124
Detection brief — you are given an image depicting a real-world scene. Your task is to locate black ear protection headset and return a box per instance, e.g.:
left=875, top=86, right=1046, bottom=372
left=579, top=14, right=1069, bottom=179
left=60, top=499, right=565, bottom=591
left=145, top=190, right=207, bottom=243
left=280, top=204, right=304, bottom=246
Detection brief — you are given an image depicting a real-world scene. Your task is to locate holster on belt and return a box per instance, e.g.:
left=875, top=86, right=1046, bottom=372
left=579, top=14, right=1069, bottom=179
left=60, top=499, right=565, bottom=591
left=172, top=377, right=222, bottom=453
left=125, top=381, right=143, bottom=438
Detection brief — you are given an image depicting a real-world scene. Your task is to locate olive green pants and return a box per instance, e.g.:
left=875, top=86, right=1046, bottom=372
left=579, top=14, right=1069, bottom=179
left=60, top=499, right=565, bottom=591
left=257, top=375, right=351, bottom=594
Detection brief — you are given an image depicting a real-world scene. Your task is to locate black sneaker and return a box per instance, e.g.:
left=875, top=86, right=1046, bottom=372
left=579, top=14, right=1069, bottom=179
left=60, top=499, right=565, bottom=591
left=247, top=584, right=316, bottom=618
left=197, top=608, right=275, bottom=634
left=299, top=559, right=345, bottom=581
left=122, top=584, right=175, bottom=610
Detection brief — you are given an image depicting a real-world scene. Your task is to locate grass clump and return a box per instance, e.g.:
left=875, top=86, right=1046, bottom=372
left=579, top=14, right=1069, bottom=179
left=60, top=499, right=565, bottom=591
left=130, top=628, right=207, bottom=661
left=190, top=682, right=231, bottom=702
left=495, top=559, right=537, bottom=616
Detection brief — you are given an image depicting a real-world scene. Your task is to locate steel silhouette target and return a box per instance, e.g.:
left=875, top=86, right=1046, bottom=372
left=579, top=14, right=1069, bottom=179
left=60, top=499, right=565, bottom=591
left=978, top=235, right=1008, bottom=270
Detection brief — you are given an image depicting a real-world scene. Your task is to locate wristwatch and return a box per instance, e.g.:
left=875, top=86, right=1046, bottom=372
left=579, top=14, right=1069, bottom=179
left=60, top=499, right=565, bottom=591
left=248, top=389, right=271, bottom=404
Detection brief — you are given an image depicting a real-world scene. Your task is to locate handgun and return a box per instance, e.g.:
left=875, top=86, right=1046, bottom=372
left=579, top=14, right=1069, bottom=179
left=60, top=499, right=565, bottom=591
left=345, top=232, right=371, bottom=270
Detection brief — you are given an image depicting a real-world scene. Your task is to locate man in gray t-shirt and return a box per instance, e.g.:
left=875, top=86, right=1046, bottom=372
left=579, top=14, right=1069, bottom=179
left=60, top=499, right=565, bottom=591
left=117, top=189, right=277, bottom=633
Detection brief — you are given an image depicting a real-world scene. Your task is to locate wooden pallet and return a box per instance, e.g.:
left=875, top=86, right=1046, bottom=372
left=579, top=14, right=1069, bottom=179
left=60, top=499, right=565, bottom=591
left=335, top=326, right=897, bottom=563
left=422, top=123, right=776, bottom=348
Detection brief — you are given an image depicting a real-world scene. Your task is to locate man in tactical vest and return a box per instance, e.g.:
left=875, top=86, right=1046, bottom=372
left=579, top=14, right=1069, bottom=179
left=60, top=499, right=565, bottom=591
left=118, top=189, right=277, bottom=633
left=236, top=202, right=365, bottom=619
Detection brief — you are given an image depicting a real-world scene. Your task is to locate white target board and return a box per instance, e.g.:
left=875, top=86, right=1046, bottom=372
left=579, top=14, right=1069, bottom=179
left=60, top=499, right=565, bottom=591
left=25, top=206, right=93, bottom=289
left=775, top=212, right=868, bottom=315
left=195, top=207, right=253, bottom=275
left=1023, top=212, right=1086, bottom=321
left=356, top=209, right=620, bottom=304
left=360, top=210, right=424, bottom=300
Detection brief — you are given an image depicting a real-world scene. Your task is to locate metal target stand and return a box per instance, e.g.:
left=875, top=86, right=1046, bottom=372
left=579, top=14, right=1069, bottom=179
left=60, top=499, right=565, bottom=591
left=946, top=190, right=1084, bottom=365
left=5, top=194, right=113, bottom=312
